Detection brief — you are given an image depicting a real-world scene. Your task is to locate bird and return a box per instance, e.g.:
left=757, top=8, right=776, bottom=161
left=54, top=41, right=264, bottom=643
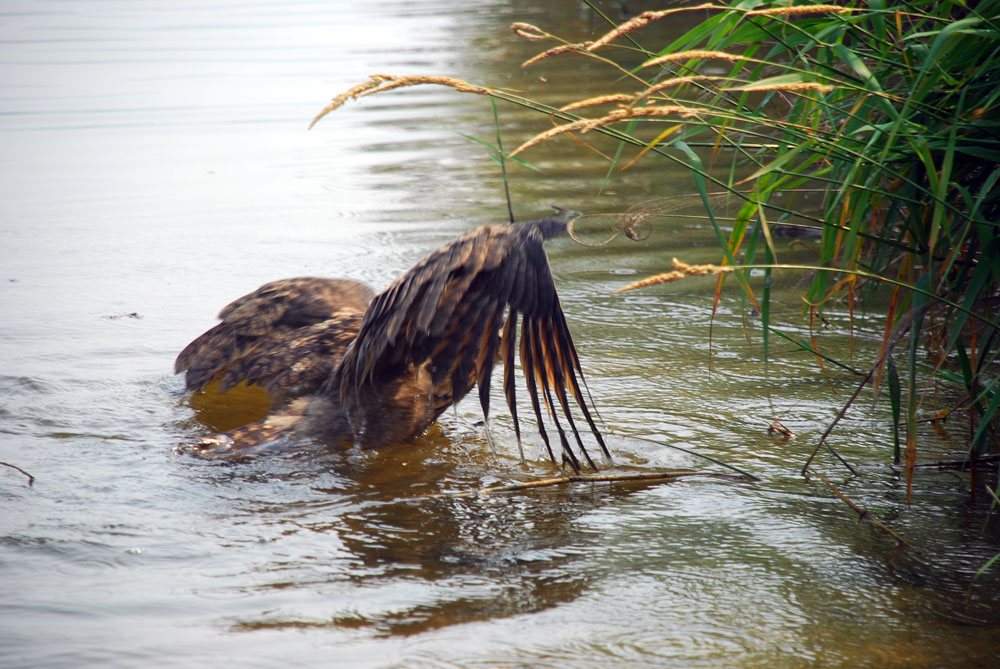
left=175, top=211, right=610, bottom=471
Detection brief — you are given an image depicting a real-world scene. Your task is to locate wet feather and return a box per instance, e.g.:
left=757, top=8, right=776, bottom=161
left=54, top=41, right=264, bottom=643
left=177, top=213, right=606, bottom=470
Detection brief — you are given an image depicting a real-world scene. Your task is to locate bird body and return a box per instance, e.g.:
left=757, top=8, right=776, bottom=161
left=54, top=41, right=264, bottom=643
left=176, top=214, right=608, bottom=470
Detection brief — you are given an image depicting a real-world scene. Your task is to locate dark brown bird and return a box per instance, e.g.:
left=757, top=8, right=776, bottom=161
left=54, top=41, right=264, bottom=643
left=175, top=212, right=609, bottom=471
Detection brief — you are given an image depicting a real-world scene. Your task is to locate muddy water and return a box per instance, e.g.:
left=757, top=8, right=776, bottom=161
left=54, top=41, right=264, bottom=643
left=2, top=1, right=998, bottom=667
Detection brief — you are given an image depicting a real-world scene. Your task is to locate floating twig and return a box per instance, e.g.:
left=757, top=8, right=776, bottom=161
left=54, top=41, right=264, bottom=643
left=1, top=460, right=35, bottom=486
left=901, top=454, right=1000, bottom=471
left=607, top=428, right=761, bottom=481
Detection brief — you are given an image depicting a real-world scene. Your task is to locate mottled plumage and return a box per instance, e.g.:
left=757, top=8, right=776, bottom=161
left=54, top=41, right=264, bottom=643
left=176, top=213, right=609, bottom=471
left=175, top=278, right=373, bottom=402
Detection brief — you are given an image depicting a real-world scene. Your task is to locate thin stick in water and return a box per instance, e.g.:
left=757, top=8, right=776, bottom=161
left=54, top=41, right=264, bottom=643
left=1, top=460, right=35, bottom=486
left=425, top=469, right=752, bottom=498
left=811, top=470, right=911, bottom=547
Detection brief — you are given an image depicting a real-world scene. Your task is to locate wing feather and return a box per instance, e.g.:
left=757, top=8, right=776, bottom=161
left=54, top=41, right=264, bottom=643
left=475, top=303, right=504, bottom=422
left=519, top=316, right=557, bottom=465
left=501, top=311, right=520, bottom=445
left=327, top=216, right=607, bottom=470
left=552, top=308, right=611, bottom=461
left=537, top=314, right=596, bottom=471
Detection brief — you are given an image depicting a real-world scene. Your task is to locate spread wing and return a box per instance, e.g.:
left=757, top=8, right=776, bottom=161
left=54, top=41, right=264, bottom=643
left=330, top=219, right=609, bottom=471
left=175, top=277, right=374, bottom=400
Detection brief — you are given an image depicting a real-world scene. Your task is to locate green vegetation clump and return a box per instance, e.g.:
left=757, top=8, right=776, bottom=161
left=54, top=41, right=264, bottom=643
left=515, top=0, right=1000, bottom=496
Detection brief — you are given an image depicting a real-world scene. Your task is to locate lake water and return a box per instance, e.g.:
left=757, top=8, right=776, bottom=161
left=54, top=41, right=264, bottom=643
left=2, top=1, right=998, bottom=666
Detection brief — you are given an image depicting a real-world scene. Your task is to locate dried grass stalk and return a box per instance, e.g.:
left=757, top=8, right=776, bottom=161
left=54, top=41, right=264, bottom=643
left=628, top=105, right=703, bottom=119
left=630, top=75, right=722, bottom=107
left=586, top=3, right=849, bottom=52
left=310, top=74, right=494, bottom=129
left=725, top=82, right=835, bottom=93
left=642, top=50, right=744, bottom=68
left=558, top=94, right=635, bottom=112
left=510, top=104, right=702, bottom=156
left=587, top=3, right=721, bottom=51
left=510, top=22, right=552, bottom=40
left=522, top=42, right=593, bottom=68
left=616, top=258, right=731, bottom=293
left=746, top=5, right=852, bottom=17
left=509, top=118, right=596, bottom=156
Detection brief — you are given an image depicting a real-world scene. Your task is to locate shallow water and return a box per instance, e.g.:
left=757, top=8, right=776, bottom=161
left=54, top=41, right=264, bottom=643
left=2, top=1, right=999, bottom=667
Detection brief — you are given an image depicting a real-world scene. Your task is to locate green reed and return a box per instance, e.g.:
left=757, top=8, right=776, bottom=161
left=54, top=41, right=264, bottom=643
left=498, top=0, right=1000, bottom=501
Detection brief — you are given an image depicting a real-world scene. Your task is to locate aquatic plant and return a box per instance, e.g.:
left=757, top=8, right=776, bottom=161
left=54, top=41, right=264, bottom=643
left=507, top=0, right=1000, bottom=506
left=313, top=2, right=1000, bottom=534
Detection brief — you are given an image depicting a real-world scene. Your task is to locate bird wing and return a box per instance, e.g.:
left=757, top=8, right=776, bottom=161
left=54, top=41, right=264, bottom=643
left=330, top=221, right=609, bottom=471
left=175, top=277, right=374, bottom=399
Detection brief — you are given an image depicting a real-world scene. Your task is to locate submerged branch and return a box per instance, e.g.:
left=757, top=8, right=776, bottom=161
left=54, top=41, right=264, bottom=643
left=425, top=470, right=751, bottom=498
left=811, top=471, right=912, bottom=547
left=801, top=300, right=934, bottom=476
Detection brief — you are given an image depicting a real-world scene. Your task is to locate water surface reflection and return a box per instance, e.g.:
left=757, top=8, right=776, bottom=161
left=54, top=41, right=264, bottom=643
left=2, top=1, right=999, bottom=667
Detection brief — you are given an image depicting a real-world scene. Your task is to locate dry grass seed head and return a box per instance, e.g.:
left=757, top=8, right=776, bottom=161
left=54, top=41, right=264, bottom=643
left=510, top=22, right=552, bottom=40
left=309, top=78, right=385, bottom=128
left=509, top=118, right=595, bottom=157
left=522, top=42, right=594, bottom=68
left=559, top=94, right=635, bottom=112
left=509, top=103, right=701, bottom=157
left=587, top=3, right=721, bottom=51
left=310, top=74, right=493, bottom=129
left=630, top=76, right=723, bottom=108
left=726, top=82, right=835, bottom=94
left=628, top=105, right=702, bottom=119
left=587, top=3, right=849, bottom=52
left=362, top=74, right=491, bottom=96
left=746, top=5, right=852, bottom=17
left=642, top=50, right=744, bottom=69
left=616, top=258, right=730, bottom=293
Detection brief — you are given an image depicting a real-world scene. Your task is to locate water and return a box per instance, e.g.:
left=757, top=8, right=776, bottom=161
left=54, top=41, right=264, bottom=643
left=2, top=1, right=998, bottom=666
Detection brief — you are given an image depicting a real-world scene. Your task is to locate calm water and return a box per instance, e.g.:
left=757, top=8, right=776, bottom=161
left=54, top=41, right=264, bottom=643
left=2, top=1, right=998, bottom=667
